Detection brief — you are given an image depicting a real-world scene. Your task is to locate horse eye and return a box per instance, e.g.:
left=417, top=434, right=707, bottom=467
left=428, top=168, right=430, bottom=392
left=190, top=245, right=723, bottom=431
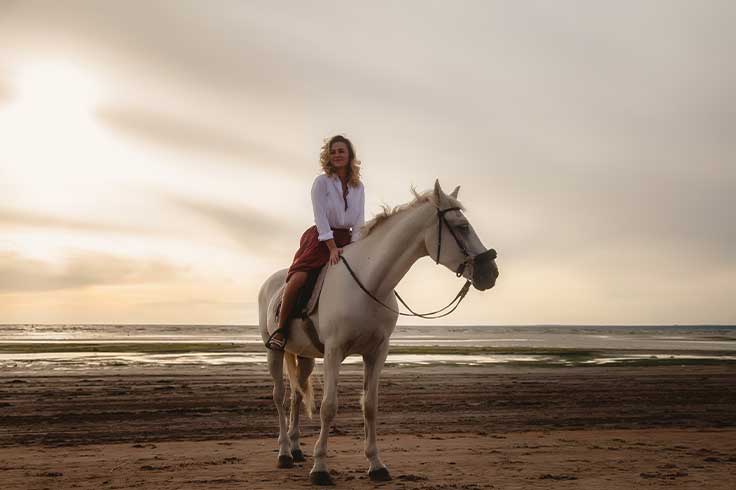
left=458, top=224, right=470, bottom=233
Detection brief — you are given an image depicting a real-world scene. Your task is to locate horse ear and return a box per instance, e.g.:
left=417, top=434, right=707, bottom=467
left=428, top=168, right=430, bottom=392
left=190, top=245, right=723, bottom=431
left=433, top=179, right=444, bottom=204
left=450, top=186, right=460, bottom=199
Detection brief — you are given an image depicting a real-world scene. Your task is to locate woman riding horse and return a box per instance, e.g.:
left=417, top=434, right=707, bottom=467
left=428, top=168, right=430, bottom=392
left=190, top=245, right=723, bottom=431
left=265, top=135, right=365, bottom=350
left=259, top=178, right=498, bottom=483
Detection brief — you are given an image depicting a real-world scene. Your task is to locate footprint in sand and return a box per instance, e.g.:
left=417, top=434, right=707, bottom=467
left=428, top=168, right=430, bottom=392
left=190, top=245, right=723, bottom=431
left=539, top=473, right=578, bottom=481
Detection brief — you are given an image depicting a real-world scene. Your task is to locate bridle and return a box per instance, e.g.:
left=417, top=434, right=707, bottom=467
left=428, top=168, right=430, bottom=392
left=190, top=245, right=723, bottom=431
left=340, top=206, right=497, bottom=319
left=435, top=207, right=497, bottom=277
left=436, top=207, right=472, bottom=277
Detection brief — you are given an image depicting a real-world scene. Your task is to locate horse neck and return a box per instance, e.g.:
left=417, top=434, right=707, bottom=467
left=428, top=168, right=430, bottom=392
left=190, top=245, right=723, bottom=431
left=353, top=203, right=433, bottom=299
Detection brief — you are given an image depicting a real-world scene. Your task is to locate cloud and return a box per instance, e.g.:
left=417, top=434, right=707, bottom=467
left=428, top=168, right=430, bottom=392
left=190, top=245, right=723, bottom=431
left=1, top=1, right=734, bottom=323
left=169, top=196, right=298, bottom=254
left=96, top=106, right=308, bottom=173
left=462, top=156, right=736, bottom=269
left=0, top=80, right=8, bottom=99
left=0, top=207, right=155, bottom=235
left=140, top=298, right=254, bottom=310
left=1, top=3, right=464, bottom=130
left=0, top=73, right=12, bottom=105
left=0, top=1, right=21, bottom=27
left=0, top=251, right=188, bottom=293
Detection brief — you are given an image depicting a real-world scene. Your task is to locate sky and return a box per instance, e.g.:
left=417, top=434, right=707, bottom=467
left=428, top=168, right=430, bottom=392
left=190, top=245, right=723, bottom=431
left=0, top=1, right=734, bottom=325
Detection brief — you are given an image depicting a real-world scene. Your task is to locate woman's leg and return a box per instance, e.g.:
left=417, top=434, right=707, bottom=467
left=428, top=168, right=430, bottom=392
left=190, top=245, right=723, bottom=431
left=268, top=271, right=308, bottom=350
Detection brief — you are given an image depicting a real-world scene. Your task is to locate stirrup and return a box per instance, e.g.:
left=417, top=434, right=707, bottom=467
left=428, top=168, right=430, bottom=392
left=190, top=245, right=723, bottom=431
left=265, top=328, right=287, bottom=351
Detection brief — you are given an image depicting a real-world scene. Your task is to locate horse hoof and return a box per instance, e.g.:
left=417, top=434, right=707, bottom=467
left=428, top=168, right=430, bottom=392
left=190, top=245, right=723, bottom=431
left=369, top=468, right=391, bottom=482
left=277, top=454, right=294, bottom=469
left=309, top=471, right=335, bottom=486
left=291, top=448, right=306, bottom=462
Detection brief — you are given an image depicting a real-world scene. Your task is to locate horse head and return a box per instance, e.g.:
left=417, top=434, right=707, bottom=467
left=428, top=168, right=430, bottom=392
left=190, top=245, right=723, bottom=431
left=424, top=180, right=499, bottom=291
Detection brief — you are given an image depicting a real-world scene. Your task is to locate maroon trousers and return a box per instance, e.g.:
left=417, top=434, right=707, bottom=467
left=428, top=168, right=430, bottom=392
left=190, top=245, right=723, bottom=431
left=286, top=226, right=352, bottom=282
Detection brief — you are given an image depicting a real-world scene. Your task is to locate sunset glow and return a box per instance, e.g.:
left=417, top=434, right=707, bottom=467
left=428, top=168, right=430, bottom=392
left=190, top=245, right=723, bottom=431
left=0, top=2, right=733, bottom=325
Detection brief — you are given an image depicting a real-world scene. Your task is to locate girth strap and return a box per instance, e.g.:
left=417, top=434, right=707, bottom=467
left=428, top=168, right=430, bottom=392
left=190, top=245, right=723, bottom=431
left=300, top=314, right=325, bottom=354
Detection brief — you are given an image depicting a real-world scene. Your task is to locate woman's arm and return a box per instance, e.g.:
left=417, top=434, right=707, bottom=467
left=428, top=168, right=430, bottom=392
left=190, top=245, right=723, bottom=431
left=311, top=176, right=334, bottom=242
left=325, top=238, right=341, bottom=265
left=312, top=176, right=342, bottom=265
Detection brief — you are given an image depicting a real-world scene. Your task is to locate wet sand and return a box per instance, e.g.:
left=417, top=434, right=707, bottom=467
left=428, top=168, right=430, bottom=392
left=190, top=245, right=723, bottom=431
left=1, top=364, right=735, bottom=488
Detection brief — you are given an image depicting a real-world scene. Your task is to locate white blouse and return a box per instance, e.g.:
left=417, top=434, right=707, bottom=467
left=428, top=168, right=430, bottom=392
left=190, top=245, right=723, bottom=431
left=311, top=174, right=365, bottom=243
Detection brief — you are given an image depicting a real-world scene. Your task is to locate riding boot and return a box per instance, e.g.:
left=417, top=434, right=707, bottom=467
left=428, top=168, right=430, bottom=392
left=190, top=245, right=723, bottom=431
left=273, top=279, right=303, bottom=344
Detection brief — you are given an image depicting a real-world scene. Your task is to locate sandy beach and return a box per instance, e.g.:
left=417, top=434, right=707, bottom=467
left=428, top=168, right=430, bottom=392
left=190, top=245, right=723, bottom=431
left=1, top=364, right=735, bottom=489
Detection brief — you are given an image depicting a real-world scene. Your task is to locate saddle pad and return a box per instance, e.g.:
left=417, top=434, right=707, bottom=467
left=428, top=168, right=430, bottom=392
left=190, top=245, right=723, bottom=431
left=268, top=265, right=329, bottom=337
left=305, top=265, right=329, bottom=316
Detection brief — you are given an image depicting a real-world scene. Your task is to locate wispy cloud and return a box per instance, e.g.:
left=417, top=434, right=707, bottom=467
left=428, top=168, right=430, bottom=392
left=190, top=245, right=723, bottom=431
left=0, top=75, right=11, bottom=104
left=96, top=106, right=306, bottom=172
left=0, top=1, right=21, bottom=29
left=0, top=251, right=188, bottom=293
left=0, top=208, right=154, bottom=235
left=140, top=298, right=254, bottom=310
left=169, top=196, right=297, bottom=254
left=1, top=1, right=733, bottom=323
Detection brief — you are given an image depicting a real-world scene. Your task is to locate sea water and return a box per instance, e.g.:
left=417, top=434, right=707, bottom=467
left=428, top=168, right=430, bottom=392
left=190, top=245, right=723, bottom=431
left=1, top=324, right=734, bottom=372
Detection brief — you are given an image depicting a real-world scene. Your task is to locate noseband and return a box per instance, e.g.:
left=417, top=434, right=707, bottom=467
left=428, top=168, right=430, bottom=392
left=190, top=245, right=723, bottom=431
left=435, top=207, right=497, bottom=277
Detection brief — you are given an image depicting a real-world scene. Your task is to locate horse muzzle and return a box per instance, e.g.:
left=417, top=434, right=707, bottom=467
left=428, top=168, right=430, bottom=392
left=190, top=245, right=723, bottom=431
left=471, top=248, right=499, bottom=291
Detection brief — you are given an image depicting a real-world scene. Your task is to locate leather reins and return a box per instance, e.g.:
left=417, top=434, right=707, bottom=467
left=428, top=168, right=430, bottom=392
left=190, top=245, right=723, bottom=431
left=339, top=207, right=495, bottom=319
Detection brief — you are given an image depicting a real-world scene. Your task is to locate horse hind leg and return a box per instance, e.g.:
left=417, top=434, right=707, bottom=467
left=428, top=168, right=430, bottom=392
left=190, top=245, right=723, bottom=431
left=268, top=349, right=294, bottom=469
left=288, top=355, right=314, bottom=462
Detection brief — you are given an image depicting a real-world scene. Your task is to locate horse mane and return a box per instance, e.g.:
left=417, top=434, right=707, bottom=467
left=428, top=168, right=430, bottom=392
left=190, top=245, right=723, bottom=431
left=359, top=187, right=464, bottom=239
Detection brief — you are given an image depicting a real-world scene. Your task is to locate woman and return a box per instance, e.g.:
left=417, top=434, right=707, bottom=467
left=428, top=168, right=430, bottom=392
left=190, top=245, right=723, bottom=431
left=266, top=135, right=365, bottom=351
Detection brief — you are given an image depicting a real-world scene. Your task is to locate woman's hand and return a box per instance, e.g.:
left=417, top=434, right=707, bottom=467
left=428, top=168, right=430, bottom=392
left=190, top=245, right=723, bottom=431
left=329, top=247, right=343, bottom=265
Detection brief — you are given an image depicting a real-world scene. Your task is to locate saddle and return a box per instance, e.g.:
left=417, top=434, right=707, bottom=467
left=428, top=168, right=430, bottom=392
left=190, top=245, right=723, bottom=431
left=268, top=266, right=329, bottom=353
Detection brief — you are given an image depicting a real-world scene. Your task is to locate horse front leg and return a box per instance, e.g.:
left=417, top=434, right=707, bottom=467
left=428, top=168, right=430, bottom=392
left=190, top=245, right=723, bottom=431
left=363, top=341, right=391, bottom=481
left=310, top=347, right=342, bottom=485
left=288, top=356, right=314, bottom=462
left=268, top=349, right=294, bottom=469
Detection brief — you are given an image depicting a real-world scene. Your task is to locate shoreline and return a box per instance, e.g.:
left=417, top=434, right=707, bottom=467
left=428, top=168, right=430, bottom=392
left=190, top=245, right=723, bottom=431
left=3, top=342, right=736, bottom=354
left=2, top=342, right=736, bottom=373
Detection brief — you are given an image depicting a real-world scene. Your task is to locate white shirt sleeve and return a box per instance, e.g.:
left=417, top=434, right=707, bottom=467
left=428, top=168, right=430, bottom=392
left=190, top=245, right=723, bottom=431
left=351, top=184, right=365, bottom=242
left=311, top=176, right=334, bottom=242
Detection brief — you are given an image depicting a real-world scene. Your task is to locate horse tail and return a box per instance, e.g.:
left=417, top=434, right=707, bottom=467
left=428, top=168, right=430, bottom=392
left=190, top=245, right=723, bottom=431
left=284, top=352, right=314, bottom=419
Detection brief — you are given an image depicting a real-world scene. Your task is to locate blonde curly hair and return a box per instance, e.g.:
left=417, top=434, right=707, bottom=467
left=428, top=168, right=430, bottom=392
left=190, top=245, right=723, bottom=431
left=320, top=135, right=362, bottom=187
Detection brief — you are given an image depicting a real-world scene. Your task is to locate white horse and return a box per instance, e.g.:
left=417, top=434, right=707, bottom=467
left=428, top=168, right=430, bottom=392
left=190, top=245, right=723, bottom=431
left=258, top=181, right=498, bottom=485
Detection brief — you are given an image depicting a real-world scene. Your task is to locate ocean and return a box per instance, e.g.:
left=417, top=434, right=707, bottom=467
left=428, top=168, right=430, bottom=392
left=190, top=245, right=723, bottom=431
left=1, top=324, right=735, bottom=373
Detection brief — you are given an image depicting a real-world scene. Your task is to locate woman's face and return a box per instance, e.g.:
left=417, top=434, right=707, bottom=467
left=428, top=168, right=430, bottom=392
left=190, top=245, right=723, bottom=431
left=329, top=141, right=350, bottom=169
